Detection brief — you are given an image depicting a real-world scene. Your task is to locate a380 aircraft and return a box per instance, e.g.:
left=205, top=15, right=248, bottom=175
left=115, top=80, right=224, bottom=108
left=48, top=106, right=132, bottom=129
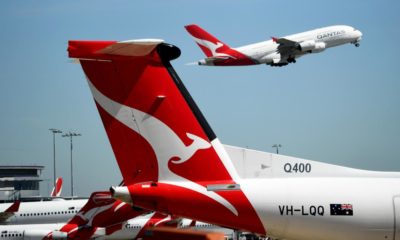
left=185, top=24, right=362, bottom=66
left=68, top=39, right=400, bottom=240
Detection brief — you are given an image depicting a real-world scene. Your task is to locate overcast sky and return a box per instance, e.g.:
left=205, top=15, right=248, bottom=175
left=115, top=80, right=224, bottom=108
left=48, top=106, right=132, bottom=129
left=0, top=0, right=399, bottom=197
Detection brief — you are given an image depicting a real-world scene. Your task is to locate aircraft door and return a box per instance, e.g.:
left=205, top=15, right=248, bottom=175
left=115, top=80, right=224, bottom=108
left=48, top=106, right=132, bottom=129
left=394, top=196, right=400, bottom=240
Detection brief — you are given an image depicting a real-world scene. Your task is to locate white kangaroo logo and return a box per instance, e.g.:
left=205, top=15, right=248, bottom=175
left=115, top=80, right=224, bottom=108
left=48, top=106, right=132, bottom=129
left=76, top=201, right=114, bottom=227
left=192, top=36, right=236, bottom=59
left=88, top=80, right=238, bottom=216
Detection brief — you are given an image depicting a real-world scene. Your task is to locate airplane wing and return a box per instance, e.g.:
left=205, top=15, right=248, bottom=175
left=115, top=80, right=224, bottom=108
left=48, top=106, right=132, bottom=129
left=0, top=201, right=20, bottom=222
left=272, top=37, right=300, bottom=56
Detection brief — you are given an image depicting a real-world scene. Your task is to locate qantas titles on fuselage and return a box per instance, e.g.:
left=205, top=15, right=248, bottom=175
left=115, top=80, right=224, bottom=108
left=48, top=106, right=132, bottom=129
left=185, top=24, right=362, bottom=67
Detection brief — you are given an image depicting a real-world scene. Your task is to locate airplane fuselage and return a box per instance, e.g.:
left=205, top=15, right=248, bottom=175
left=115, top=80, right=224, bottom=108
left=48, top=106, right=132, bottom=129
left=120, top=175, right=400, bottom=240
left=198, top=25, right=362, bottom=66
left=0, top=199, right=87, bottom=225
left=242, top=177, right=400, bottom=240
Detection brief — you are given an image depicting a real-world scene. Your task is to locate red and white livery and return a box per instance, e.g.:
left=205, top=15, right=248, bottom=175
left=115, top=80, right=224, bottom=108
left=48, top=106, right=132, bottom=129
left=185, top=24, right=362, bottom=67
left=69, top=39, right=400, bottom=240
left=50, top=177, right=63, bottom=198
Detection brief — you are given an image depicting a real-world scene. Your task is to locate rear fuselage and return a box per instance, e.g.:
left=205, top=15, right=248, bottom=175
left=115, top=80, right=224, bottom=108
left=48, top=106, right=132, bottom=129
left=242, top=177, right=400, bottom=240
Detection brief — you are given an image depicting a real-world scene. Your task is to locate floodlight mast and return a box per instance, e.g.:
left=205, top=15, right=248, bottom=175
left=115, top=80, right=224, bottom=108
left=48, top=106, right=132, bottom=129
left=62, top=132, right=81, bottom=197
left=49, top=128, right=62, bottom=191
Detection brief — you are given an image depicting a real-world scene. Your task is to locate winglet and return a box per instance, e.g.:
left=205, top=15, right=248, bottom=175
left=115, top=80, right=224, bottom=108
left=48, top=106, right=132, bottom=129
left=271, top=37, right=278, bottom=43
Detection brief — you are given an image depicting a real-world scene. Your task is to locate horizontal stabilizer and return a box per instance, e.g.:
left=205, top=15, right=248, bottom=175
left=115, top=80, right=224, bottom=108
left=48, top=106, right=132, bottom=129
left=68, top=39, right=164, bottom=59
left=97, top=39, right=164, bottom=56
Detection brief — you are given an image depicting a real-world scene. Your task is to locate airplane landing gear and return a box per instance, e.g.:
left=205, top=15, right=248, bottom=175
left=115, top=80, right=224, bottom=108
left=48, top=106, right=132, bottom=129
left=287, top=57, right=296, bottom=63
left=355, top=43, right=360, bottom=47
left=269, top=62, right=288, bottom=67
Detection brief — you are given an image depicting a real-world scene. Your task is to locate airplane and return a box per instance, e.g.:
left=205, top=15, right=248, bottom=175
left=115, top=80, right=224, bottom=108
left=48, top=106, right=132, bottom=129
left=185, top=24, right=362, bottom=67
left=0, top=191, right=147, bottom=240
left=0, top=176, right=88, bottom=225
left=0, top=191, right=231, bottom=240
left=0, top=198, right=87, bottom=224
left=68, top=39, right=400, bottom=240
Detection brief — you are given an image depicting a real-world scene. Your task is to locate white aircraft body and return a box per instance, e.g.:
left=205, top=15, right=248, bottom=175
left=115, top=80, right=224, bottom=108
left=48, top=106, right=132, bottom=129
left=68, top=39, right=400, bottom=240
left=0, top=199, right=86, bottom=225
left=185, top=24, right=362, bottom=66
left=0, top=211, right=231, bottom=240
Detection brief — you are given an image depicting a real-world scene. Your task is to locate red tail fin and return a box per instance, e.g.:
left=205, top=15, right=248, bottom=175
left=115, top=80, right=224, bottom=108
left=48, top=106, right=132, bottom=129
left=68, top=40, right=239, bottom=186
left=69, top=39, right=264, bottom=234
left=50, top=177, right=63, bottom=197
left=5, top=201, right=20, bottom=213
left=55, top=191, right=147, bottom=239
left=185, top=24, right=232, bottom=57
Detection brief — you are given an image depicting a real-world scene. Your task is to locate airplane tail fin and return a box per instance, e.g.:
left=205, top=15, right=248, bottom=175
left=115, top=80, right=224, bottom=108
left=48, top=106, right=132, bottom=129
left=55, top=191, right=147, bottom=239
left=0, top=201, right=20, bottom=223
left=68, top=39, right=240, bottom=186
left=4, top=201, right=20, bottom=213
left=68, top=39, right=264, bottom=234
left=50, top=177, right=63, bottom=197
left=185, top=24, right=232, bottom=58
left=67, top=191, right=146, bottom=227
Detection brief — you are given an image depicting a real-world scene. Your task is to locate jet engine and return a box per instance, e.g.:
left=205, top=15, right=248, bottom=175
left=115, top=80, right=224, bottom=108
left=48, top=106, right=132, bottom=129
left=296, top=40, right=316, bottom=52
left=311, top=42, right=326, bottom=53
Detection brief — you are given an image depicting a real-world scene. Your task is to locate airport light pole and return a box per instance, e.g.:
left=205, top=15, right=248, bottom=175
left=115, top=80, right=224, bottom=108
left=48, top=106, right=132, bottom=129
left=62, top=132, right=81, bottom=197
left=49, top=128, right=62, bottom=190
left=272, top=144, right=282, bottom=154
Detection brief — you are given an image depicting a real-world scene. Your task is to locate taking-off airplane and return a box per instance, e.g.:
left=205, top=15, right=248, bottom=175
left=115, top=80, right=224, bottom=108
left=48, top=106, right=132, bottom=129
left=185, top=24, right=362, bottom=66
left=68, top=39, right=400, bottom=240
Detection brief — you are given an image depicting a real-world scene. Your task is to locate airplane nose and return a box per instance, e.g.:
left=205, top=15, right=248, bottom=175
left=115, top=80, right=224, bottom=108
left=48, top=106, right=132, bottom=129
left=355, top=30, right=362, bottom=41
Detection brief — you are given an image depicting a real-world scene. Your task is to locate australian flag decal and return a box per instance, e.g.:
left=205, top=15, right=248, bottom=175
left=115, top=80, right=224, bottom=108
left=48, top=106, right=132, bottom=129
left=330, top=204, right=353, bottom=216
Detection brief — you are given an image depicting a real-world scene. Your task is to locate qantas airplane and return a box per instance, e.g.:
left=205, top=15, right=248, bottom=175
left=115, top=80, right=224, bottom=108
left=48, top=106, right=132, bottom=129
left=185, top=24, right=362, bottom=67
left=0, top=199, right=86, bottom=225
left=68, top=39, right=400, bottom=240
left=0, top=177, right=88, bottom=225
left=0, top=191, right=230, bottom=240
left=0, top=191, right=146, bottom=240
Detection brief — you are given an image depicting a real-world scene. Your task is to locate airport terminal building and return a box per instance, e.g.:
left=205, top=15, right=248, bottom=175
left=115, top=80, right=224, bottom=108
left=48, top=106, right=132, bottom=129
left=0, top=165, right=44, bottom=202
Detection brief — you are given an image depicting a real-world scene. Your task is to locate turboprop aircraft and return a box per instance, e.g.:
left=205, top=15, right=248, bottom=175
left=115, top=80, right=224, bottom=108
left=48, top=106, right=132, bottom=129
left=68, top=39, right=400, bottom=240
left=185, top=24, right=362, bottom=66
